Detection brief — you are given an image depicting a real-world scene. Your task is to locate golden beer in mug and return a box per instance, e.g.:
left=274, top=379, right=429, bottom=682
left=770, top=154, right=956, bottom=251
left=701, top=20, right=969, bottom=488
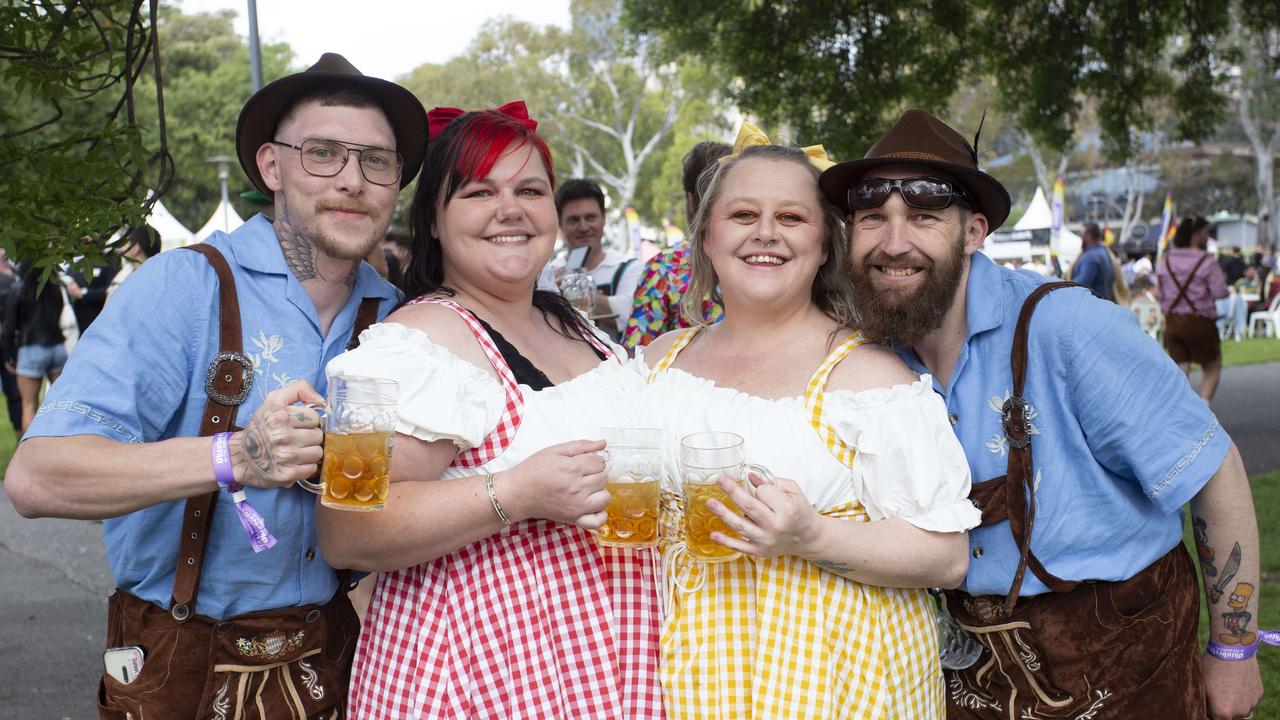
left=300, top=375, right=398, bottom=512
left=321, top=430, right=392, bottom=510
left=597, top=427, right=663, bottom=548
left=679, top=431, right=774, bottom=562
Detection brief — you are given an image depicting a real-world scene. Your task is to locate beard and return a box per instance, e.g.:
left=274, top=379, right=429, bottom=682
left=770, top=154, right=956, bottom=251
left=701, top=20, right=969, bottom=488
left=849, top=230, right=967, bottom=345
left=279, top=189, right=384, bottom=262
left=311, top=198, right=383, bottom=260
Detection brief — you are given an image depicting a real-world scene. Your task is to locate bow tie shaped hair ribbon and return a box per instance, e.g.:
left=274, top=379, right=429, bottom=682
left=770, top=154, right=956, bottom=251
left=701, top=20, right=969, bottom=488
left=427, top=100, right=538, bottom=140
left=722, top=120, right=835, bottom=172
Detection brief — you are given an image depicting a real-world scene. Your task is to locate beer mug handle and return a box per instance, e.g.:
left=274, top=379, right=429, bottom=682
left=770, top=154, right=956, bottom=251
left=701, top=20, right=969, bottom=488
left=295, top=402, right=329, bottom=496
left=743, top=463, right=775, bottom=486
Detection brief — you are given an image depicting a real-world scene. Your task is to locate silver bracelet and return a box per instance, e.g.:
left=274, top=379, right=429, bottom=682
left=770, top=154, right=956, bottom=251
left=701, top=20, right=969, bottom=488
left=485, top=472, right=512, bottom=525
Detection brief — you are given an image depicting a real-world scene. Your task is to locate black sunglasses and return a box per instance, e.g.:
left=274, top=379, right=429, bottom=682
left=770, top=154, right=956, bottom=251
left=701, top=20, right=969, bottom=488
left=849, top=176, right=973, bottom=212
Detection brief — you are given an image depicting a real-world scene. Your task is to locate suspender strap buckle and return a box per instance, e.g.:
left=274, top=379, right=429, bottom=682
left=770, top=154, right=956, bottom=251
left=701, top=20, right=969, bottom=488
left=204, top=351, right=255, bottom=406
left=1001, top=395, right=1034, bottom=449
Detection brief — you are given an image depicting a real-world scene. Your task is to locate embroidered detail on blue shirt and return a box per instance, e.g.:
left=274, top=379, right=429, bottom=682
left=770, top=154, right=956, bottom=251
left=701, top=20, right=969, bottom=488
left=1149, top=420, right=1219, bottom=500
left=34, top=401, right=143, bottom=444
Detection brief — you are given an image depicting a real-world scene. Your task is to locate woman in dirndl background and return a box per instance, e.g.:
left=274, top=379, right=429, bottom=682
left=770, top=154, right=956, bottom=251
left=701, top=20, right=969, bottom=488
left=317, top=102, right=663, bottom=719
left=638, top=124, right=980, bottom=718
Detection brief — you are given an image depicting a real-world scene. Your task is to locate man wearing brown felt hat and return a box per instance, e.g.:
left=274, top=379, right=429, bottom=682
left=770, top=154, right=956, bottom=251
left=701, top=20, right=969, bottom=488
left=7, top=53, right=425, bottom=719
left=821, top=109, right=1262, bottom=720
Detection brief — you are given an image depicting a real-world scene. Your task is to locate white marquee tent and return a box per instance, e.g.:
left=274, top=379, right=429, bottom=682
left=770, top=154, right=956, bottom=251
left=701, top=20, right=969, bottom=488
left=195, top=197, right=244, bottom=241
left=984, top=187, right=1082, bottom=264
left=146, top=197, right=197, bottom=252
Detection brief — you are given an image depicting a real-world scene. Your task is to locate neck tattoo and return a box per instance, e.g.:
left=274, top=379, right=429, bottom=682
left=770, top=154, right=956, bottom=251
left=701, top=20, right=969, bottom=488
left=275, top=193, right=320, bottom=282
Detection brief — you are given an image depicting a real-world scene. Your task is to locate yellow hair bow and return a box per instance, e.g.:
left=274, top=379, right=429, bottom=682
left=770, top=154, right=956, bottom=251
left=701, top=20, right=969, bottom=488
left=723, top=120, right=835, bottom=171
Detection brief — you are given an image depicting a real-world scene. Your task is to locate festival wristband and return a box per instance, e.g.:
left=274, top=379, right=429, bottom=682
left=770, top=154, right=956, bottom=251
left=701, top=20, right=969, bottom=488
left=212, top=432, right=277, bottom=553
left=1206, top=630, right=1280, bottom=661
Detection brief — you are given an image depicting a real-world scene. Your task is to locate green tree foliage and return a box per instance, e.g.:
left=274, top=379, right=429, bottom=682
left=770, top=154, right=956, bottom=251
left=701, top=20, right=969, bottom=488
left=625, top=0, right=1244, bottom=161
left=0, top=0, right=169, bottom=279
left=401, top=0, right=719, bottom=228
left=624, top=0, right=971, bottom=161
left=133, top=6, right=292, bottom=230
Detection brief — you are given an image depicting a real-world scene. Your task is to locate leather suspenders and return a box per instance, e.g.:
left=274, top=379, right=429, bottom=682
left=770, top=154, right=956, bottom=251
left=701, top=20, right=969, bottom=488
left=167, top=244, right=380, bottom=622
left=1164, top=254, right=1210, bottom=314
left=968, top=281, right=1092, bottom=615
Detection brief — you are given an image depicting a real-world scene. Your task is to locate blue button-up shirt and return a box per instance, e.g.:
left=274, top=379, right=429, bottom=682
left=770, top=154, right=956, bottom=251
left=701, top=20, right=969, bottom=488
left=1070, top=244, right=1114, bottom=300
left=26, top=215, right=400, bottom=618
left=896, top=252, right=1229, bottom=597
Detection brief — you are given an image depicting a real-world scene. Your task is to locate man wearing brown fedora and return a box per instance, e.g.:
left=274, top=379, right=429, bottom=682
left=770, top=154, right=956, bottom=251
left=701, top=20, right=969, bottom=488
left=6, top=53, right=426, bottom=718
left=821, top=109, right=1262, bottom=720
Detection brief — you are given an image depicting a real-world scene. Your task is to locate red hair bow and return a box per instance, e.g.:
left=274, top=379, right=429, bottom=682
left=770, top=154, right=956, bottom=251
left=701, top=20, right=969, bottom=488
left=426, top=100, right=537, bottom=140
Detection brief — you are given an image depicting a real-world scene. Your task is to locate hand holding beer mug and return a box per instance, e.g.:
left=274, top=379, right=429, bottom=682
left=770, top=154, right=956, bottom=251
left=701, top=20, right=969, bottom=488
left=557, top=269, right=595, bottom=316
left=679, top=431, right=774, bottom=562
left=299, top=375, right=398, bottom=511
left=597, top=427, right=662, bottom=548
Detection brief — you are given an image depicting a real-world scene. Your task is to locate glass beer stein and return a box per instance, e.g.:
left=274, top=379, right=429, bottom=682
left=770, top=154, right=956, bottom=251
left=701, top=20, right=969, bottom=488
left=596, top=427, right=663, bottom=548
left=299, top=375, right=398, bottom=511
left=557, top=269, right=595, bottom=316
left=678, top=431, right=774, bottom=562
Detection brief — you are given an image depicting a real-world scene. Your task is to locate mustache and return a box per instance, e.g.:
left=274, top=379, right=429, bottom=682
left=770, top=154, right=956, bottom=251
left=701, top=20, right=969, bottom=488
left=317, top=201, right=373, bottom=215
left=861, top=249, right=934, bottom=271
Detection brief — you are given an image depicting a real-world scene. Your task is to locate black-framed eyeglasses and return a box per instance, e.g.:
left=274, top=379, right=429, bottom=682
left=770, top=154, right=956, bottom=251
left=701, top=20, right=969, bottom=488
left=271, top=138, right=403, bottom=186
left=849, top=176, right=973, bottom=212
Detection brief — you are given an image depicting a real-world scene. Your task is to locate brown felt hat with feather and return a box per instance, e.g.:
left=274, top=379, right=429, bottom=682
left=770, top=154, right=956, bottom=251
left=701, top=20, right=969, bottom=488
left=819, top=109, right=1011, bottom=231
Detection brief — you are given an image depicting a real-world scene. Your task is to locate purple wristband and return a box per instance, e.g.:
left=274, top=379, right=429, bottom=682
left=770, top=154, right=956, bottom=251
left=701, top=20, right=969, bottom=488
left=1207, top=639, right=1258, bottom=661
left=212, top=432, right=277, bottom=554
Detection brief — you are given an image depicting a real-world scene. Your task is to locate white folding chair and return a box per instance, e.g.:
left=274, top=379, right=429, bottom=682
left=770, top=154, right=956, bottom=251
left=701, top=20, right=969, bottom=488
left=1248, top=294, right=1280, bottom=338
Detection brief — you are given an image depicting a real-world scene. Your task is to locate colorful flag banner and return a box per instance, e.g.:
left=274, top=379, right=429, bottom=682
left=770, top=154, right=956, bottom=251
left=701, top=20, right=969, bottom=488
left=623, top=205, right=642, bottom=257
left=1050, top=176, right=1065, bottom=257
left=1158, top=192, right=1175, bottom=261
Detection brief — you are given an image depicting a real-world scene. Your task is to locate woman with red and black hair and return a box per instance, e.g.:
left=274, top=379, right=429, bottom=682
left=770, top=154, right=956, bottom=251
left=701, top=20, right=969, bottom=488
left=318, top=103, right=663, bottom=718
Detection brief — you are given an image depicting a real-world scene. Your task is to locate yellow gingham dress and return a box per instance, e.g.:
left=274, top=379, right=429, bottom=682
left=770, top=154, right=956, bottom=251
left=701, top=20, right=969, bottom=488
left=645, top=328, right=948, bottom=719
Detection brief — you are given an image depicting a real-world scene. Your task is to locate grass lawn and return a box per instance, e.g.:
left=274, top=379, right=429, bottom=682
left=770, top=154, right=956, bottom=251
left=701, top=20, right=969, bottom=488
left=1222, top=337, right=1280, bottom=367
left=0, top=403, right=14, bottom=476
left=1185, top=467, right=1280, bottom=719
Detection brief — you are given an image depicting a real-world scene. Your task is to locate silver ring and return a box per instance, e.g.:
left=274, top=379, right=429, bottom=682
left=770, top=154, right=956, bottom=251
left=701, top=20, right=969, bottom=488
left=1242, top=712, right=1254, bottom=720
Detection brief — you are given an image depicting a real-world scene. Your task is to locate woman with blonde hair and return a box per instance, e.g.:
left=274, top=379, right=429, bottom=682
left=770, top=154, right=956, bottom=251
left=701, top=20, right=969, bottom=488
left=639, top=125, right=979, bottom=718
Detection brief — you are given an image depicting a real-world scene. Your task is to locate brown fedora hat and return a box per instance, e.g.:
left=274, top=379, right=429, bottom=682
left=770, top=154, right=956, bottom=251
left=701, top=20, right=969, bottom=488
left=819, top=109, right=1011, bottom=231
left=235, top=52, right=428, bottom=198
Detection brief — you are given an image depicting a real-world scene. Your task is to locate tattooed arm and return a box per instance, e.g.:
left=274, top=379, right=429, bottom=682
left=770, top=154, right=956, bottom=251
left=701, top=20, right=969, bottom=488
left=1189, top=443, right=1263, bottom=720
left=6, top=381, right=327, bottom=520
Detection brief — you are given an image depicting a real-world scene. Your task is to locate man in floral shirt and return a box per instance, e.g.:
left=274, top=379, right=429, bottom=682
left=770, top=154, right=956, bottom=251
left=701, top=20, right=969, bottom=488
left=623, top=141, right=729, bottom=349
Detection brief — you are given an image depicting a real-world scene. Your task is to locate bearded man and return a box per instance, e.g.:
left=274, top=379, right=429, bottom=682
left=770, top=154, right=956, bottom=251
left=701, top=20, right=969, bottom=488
left=6, top=54, right=425, bottom=718
left=820, top=109, right=1262, bottom=720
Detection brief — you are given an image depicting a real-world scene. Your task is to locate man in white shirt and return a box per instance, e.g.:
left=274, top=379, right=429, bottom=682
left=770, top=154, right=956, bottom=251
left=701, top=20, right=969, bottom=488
left=545, top=178, right=643, bottom=338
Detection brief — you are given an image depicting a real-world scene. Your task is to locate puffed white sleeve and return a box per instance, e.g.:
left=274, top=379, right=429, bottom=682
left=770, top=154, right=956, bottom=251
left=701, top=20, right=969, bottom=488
left=325, top=322, right=505, bottom=450
left=827, top=376, right=980, bottom=532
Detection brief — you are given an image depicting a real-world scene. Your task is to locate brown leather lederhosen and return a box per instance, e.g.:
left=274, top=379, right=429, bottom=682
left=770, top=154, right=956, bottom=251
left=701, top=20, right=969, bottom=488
left=97, top=245, right=381, bottom=720
left=945, top=282, right=1205, bottom=719
left=1162, top=253, right=1221, bottom=366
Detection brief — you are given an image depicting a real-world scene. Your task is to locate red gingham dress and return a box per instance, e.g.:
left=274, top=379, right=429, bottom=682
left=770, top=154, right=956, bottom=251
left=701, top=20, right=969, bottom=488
left=348, top=297, right=665, bottom=719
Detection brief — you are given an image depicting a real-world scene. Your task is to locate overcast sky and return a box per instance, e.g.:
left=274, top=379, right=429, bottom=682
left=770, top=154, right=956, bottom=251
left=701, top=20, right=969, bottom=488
left=176, top=0, right=572, bottom=81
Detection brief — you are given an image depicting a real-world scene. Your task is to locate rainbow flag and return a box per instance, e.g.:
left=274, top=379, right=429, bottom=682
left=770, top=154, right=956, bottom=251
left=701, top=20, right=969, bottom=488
left=623, top=205, right=642, bottom=256
left=1158, top=192, right=1175, bottom=260
left=1050, top=176, right=1065, bottom=257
